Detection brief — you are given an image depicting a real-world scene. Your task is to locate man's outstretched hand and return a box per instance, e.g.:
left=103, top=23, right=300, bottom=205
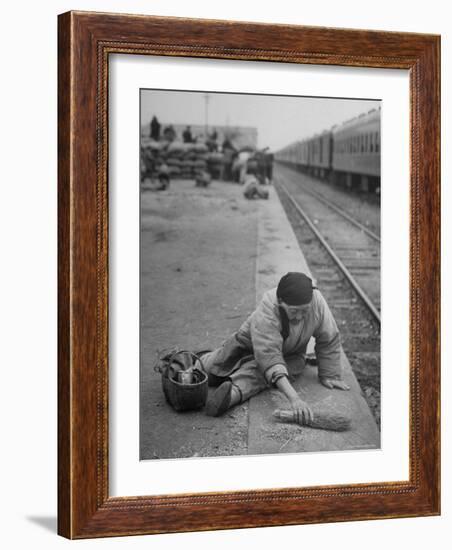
left=320, top=378, right=350, bottom=391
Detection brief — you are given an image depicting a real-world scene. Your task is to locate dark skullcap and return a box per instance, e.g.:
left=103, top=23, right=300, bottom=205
left=276, top=272, right=314, bottom=306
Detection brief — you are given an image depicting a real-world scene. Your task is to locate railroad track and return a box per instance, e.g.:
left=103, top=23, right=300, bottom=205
left=287, top=178, right=380, bottom=243
left=275, top=177, right=381, bottom=325
left=275, top=162, right=381, bottom=237
left=274, top=175, right=381, bottom=426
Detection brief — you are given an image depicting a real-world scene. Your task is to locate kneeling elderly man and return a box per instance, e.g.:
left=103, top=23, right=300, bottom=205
left=201, top=272, right=349, bottom=420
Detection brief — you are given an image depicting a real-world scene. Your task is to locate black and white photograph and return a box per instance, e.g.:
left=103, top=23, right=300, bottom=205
left=1, top=0, right=446, bottom=545
left=139, top=90, right=381, bottom=460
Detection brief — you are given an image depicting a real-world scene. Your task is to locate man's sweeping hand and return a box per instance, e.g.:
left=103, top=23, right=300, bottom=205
left=289, top=396, right=314, bottom=424
left=275, top=375, right=314, bottom=424
left=320, top=378, right=350, bottom=391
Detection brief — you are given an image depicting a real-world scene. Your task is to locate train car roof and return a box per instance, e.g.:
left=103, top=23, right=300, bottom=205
left=276, top=107, right=380, bottom=153
left=332, top=107, right=381, bottom=135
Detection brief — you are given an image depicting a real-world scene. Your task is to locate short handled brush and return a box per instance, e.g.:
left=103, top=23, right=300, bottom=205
left=273, top=408, right=352, bottom=432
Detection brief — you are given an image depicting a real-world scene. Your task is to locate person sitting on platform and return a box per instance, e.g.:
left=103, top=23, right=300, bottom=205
left=200, top=272, right=350, bottom=420
left=156, top=162, right=170, bottom=190
left=243, top=174, right=269, bottom=200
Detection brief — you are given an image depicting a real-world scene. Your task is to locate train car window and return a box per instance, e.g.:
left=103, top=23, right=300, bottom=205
left=370, top=133, right=374, bottom=153
left=375, top=132, right=380, bottom=153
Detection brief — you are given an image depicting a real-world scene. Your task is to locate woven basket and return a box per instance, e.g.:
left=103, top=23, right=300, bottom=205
left=155, top=351, right=208, bottom=412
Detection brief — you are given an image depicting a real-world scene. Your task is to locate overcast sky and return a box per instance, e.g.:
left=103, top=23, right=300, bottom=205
left=141, top=89, right=380, bottom=151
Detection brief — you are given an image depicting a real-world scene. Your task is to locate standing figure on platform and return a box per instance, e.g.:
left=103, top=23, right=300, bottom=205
left=150, top=116, right=161, bottom=141
left=207, top=128, right=218, bottom=151
left=183, top=125, right=193, bottom=143
left=199, top=272, right=349, bottom=418
left=264, top=150, right=274, bottom=182
left=221, top=138, right=236, bottom=181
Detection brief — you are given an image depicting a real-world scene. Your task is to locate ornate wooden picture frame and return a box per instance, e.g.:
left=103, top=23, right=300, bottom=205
left=58, top=11, right=440, bottom=539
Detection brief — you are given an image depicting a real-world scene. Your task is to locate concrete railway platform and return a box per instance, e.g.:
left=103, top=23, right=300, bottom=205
left=140, top=178, right=380, bottom=460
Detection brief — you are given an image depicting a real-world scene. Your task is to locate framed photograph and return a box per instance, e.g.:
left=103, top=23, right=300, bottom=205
left=58, top=11, right=440, bottom=539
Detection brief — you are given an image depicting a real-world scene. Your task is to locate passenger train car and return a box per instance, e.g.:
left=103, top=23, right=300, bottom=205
left=275, top=107, right=381, bottom=193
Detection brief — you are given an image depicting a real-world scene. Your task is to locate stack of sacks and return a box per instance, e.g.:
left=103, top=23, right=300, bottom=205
left=141, top=139, right=225, bottom=181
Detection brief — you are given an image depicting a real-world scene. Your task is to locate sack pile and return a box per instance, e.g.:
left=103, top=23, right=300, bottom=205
left=141, top=139, right=225, bottom=181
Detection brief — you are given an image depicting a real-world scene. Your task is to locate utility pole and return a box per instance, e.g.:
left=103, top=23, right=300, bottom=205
left=204, top=93, right=210, bottom=139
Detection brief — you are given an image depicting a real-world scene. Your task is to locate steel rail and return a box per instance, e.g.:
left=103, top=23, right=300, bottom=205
left=277, top=180, right=381, bottom=325
left=289, top=178, right=381, bottom=243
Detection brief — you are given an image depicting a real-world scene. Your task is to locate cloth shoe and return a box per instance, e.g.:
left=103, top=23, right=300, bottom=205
left=205, top=381, right=233, bottom=417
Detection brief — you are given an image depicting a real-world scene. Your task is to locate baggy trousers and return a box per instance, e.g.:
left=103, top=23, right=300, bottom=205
left=200, top=334, right=306, bottom=404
